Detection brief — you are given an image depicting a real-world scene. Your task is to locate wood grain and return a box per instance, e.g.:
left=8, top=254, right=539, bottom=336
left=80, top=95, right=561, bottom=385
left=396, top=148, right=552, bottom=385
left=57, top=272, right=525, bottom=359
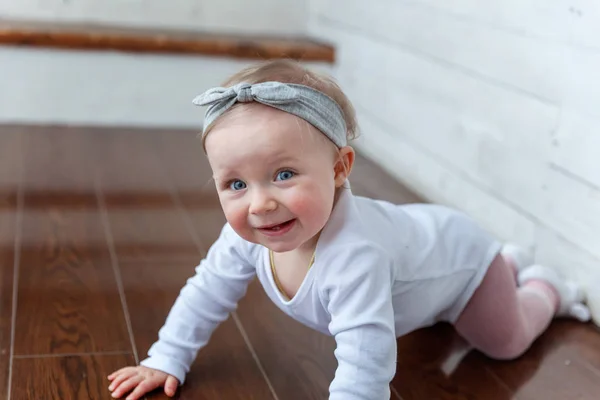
left=351, top=153, right=423, bottom=204
left=393, top=324, right=514, bottom=400
left=154, top=130, right=227, bottom=252
left=14, top=128, right=131, bottom=355
left=120, top=262, right=275, bottom=399
left=153, top=130, right=212, bottom=195
left=558, top=321, right=600, bottom=370
left=11, top=353, right=135, bottom=400
left=92, top=129, right=201, bottom=264
left=0, top=19, right=335, bottom=62
left=0, top=128, right=22, bottom=398
left=481, top=320, right=600, bottom=400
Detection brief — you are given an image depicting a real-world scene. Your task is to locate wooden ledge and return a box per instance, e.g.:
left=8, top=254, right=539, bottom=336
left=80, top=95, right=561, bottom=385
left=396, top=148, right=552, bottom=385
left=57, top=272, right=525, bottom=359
left=0, top=19, right=335, bottom=62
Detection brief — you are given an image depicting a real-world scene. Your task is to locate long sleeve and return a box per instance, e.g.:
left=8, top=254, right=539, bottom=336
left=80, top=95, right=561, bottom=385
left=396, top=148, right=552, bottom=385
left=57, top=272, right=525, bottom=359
left=140, top=223, right=257, bottom=384
left=319, top=243, right=398, bottom=400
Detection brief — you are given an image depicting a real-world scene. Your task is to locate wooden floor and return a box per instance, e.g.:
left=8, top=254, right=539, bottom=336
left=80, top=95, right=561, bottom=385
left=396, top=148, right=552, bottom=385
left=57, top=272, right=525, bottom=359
left=0, top=125, right=599, bottom=400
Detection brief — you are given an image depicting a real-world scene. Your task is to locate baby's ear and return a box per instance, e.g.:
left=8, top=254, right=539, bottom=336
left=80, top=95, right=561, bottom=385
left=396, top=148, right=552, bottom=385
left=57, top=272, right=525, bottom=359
left=334, top=146, right=355, bottom=187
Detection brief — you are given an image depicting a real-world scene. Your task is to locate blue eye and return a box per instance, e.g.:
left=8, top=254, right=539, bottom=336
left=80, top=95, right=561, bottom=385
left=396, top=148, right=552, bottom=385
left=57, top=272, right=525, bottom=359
left=276, top=170, right=295, bottom=181
left=229, top=180, right=247, bottom=191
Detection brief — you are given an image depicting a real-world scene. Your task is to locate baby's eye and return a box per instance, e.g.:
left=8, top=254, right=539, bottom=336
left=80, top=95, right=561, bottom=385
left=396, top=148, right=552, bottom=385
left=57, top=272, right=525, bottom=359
left=276, top=170, right=295, bottom=181
left=229, top=180, right=247, bottom=191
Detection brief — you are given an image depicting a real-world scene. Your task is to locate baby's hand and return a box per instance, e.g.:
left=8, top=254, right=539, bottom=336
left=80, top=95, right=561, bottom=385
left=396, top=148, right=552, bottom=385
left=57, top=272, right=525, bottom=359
left=107, top=365, right=179, bottom=399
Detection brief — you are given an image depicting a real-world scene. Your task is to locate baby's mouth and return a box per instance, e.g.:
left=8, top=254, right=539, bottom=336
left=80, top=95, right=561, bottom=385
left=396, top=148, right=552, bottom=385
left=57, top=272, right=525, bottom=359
left=257, top=219, right=296, bottom=232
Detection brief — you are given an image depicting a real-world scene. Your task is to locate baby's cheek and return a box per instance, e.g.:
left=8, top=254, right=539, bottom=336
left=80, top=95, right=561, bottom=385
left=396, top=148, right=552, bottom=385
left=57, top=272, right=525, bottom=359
left=225, top=217, right=256, bottom=244
left=223, top=207, right=247, bottom=231
left=290, top=193, right=329, bottom=221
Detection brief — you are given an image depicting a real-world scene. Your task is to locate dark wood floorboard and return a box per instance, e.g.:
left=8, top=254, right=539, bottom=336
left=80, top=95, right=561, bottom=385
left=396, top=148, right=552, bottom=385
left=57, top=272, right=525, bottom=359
left=15, top=128, right=131, bottom=355
left=0, top=130, right=21, bottom=399
left=153, top=130, right=212, bottom=195
left=350, top=154, right=423, bottom=204
left=11, top=353, right=135, bottom=400
left=481, top=320, right=600, bottom=400
left=392, top=324, right=514, bottom=400
left=120, top=262, right=275, bottom=399
left=154, top=130, right=228, bottom=252
left=0, top=124, right=599, bottom=399
left=92, top=130, right=201, bottom=264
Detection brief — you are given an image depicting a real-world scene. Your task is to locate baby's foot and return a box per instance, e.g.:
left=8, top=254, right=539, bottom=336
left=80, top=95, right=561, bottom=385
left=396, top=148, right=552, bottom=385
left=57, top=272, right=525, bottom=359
left=518, top=264, right=591, bottom=322
left=501, top=243, right=534, bottom=279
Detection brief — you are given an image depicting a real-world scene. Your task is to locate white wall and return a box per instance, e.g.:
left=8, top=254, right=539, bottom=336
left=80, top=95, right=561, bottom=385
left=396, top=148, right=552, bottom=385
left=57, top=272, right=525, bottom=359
left=0, top=47, right=255, bottom=127
left=0, top=47, right=331, bottom=127
left=0, top=0, right=308, bottom=36
left=308, top=0, right=600, bottom=324
left=0, top=0, right=322, bottom=126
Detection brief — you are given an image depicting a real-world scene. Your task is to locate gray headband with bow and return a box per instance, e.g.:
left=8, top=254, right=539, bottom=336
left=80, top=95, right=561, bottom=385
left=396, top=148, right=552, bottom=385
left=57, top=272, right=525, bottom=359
left=192, top=81, right=347, bottom=148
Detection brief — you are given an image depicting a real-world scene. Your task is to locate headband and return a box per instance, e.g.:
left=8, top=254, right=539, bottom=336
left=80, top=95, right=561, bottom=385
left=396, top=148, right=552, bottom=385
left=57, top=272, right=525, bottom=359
left=192, top=81, right=347, bottom=148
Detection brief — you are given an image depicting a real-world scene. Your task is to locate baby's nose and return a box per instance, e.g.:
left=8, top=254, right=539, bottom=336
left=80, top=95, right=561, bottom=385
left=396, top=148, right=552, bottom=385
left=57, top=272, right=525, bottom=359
left=249, top=192, right=277, bottom=214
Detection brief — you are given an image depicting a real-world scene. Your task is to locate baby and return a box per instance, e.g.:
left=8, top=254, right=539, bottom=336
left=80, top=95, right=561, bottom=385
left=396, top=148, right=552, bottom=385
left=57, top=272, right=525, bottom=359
left=108, top=60, right=591, bottom=400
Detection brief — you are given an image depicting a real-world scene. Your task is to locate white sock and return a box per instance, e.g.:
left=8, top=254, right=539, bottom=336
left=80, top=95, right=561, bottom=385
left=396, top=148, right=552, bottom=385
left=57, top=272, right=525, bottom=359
left=501, top=243, right=534, bottom=273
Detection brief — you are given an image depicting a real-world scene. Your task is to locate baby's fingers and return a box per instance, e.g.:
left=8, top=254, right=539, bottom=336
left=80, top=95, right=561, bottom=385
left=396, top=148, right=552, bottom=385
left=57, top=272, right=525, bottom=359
left=164, top=376, right=179, bottom=397
left=123, top=378, right=162, bottom=400
left=108, top=367, right=133, bottom=381
left=108, top=370, right=136, bottom=392
left=110, top=375, right=143, bottom=399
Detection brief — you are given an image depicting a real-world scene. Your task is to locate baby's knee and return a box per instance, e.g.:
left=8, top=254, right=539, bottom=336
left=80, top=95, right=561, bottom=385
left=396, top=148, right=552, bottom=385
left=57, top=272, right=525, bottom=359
left=477, top=335, right=531, bottom=361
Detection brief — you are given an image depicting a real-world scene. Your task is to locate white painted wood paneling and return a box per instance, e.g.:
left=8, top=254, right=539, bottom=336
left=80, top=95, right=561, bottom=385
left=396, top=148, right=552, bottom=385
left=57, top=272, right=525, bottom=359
left=540, top=165, right=600, bottom=261
left=0, top=47, right=330, bottom=127
left=0, top=47, right=252, bottom=127
left=315, top=0, right=569, bottom=103
left=550, top=109, right=600, bottom=189
left=564, top=48, right=600, bottom=120
left=569, top=1, right=600, bottom=51
left=372, top=0, right=575, bottom=43
left=0, top=0, right=308, bottom=36
left=322, top=26, right=557, bottom=214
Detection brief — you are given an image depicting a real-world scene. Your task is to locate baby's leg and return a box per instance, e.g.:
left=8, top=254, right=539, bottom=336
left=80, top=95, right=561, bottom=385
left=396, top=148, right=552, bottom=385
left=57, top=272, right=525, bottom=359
left=500, top=243, right=534, bottom=283
left=453, top=254, right=585, bottom=360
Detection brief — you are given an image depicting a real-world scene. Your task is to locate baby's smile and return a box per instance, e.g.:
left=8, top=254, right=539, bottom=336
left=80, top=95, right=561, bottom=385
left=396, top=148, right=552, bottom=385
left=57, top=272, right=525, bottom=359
left=256, top=218, right=297, bottom=236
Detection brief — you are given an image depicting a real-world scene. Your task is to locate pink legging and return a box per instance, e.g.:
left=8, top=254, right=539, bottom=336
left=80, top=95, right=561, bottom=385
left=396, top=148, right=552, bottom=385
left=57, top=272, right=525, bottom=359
left=454, top=254, right=556, bottom=360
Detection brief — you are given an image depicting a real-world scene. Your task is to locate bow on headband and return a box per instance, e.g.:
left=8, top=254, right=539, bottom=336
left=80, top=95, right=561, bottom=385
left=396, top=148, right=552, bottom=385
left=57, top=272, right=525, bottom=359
left=192, top=81, right=347, bottom=148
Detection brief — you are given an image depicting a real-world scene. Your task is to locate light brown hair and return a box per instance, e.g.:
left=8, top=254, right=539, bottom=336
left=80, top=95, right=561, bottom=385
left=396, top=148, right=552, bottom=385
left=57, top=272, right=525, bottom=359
left=202, top=59, right=359, bottom=144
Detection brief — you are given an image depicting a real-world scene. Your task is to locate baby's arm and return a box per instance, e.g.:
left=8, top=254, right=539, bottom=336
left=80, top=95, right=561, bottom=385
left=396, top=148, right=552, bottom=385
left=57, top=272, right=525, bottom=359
left=109, top=224, right=257, bottom=398
left=321, top=243, right=397, bottom=400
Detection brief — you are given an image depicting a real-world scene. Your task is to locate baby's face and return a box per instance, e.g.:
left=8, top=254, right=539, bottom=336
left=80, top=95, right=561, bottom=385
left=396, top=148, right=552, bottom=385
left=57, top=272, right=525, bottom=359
left=205, top=104, right=347, bottom=253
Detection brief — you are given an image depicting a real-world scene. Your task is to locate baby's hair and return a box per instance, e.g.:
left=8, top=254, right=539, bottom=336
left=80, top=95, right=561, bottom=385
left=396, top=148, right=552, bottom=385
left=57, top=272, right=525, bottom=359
left=202, top=59, right=359, bottom=144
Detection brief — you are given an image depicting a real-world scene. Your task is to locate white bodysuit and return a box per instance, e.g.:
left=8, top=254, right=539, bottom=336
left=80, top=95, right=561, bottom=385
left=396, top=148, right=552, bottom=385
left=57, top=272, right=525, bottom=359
left=140, top=183, right=502, bottom=399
